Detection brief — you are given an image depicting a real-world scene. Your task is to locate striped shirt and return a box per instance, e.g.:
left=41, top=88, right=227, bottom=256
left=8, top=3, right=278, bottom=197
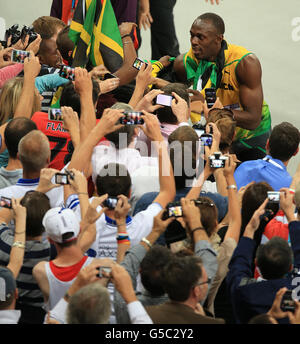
left=0, top=223, right=55, bottom=308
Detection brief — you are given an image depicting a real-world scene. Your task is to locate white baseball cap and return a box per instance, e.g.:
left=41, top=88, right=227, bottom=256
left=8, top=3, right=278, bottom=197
left=42, top=208, right=80, bottom=243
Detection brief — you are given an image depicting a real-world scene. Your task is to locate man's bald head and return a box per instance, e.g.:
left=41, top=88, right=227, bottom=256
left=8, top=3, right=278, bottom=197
left=18, top=130, right=51, bottom=173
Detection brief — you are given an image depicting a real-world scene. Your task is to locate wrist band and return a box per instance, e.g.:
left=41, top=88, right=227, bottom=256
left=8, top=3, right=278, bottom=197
left=289, top=188, right=296, bottom=194
left=191, top=227, right=205, bottom=235
left=141, top=237, right=152, bottom=249
left=153, top=61, right=164, bottom=71
left=12, top=241, right=25, bottom=249
left=226, top=185, right=237, bottom=190
left=121, top=34, right=131, bottom=39
left=117, top=239, right=131, bottom=245
left=15, top=230, right=26, bottom=234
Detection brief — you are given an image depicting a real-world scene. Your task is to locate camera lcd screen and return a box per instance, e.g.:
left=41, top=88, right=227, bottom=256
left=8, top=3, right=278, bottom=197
left=11, top=49, right=30, bottom=63
left=267, top=191, right=280, bottom=203
left=200, top=134, right=213, bottom=147
left=132, top=58, right=148, bottom=70
left=120, top=112, right=144, bottom=125
left=205, top=88, right=216, bottom=108
left=211, top=159, right=225, bottom=168
left=48, top=108, right=63, bottom=121
left=59, top=65, right=75, bottom=81
left=55, top=173, right=69, bottom=185
left=156, top=94, right=173, bottom=107
left=0, top=197, right=12, bottom=209
left=168, top=205, right=183, bottom=218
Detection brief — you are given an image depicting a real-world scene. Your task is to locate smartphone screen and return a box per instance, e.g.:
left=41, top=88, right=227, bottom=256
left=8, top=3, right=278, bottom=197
left=11, top=49, right=30, bottom=63
left=59, top=65, right=75, bottom=81
left=156, top=94, right=173, bottom=107
left=48, top=108, right=63, bottom=121
left=132, top=58, right=148, bottom=70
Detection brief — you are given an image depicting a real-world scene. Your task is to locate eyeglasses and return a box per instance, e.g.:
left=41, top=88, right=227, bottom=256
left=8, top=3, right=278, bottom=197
left=195, top=277, right=212, bottom=287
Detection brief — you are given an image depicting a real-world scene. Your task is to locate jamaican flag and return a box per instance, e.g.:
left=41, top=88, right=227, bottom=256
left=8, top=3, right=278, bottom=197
left=68, top=0, right=123, bottom=72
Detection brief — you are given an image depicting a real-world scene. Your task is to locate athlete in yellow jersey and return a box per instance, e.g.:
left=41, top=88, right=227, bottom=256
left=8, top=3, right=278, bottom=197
left=173, top=13, right=271, bottom=161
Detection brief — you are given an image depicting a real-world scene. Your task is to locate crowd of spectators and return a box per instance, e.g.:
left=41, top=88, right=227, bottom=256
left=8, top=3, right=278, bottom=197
left=0, top=0, right=300, bottom=326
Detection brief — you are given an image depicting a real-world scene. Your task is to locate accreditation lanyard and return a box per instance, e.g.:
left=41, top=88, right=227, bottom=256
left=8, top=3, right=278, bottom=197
left=262, top=156, right=284, bottom=170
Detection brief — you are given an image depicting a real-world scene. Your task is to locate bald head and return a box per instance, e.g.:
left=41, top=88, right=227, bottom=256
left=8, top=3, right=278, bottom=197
left=18, top=130, right=50, bottom=173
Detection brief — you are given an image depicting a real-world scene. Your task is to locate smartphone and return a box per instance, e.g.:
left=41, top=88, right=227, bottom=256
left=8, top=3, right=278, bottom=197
left=48, top=108, right=63, bottom=121
left=0, top=196, right=12, bottom=209
left=267, top=191, right=280, bottom=203
left=119, top=112, right=144, bottom=125
left=280, top=290, right=296, bottom=312
left=97, top=266, right=112, bottom=278
left=98, top=73, right=117, bottom=81
left=205, top=88, right=217, bottom=108
left=59, top=65, right=75, bottom=81
left=11, top=49, right=30, bottom=63
left=103, top=197, right=118, bottom=210
left=132, top=58, right=148, bottom=71
left=55, top=173, right=69, bottom=185
left=200, top=133, right=213, bottom=147
left=156, top=94, right=173, bottom=107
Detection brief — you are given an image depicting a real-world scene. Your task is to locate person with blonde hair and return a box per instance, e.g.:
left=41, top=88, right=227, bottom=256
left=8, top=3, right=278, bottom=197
left=0, top=54, right=42, bottom=167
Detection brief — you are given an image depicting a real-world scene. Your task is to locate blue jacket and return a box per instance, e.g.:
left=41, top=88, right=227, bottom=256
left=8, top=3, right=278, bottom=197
left=226, top=221, right=300, bottom=324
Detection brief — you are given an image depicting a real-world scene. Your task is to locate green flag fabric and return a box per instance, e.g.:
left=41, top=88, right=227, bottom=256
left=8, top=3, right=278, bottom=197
left=68, top=0, right=123, bottom=72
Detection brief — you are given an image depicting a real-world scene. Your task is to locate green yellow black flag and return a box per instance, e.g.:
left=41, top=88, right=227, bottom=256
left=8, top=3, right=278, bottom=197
left=68, top=0, right=124, bottom=72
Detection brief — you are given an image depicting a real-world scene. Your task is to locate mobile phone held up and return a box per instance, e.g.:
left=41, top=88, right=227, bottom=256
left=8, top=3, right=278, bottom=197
left=200, top=133, right=213, bottom=147
left=156, top=94, right=173, bottom=107
left=0, top=196, right=12, bottom=209
left=132, top=58, right=148, bottom=71
left=205, top=88, right=216, bottom=108
left=59, top=65, right=75, bottom=81
left=48, top=108, right=63, bottom=121
left=11, top=49, right=30, bottom=63
left=119, top=112, right=144, bottom=125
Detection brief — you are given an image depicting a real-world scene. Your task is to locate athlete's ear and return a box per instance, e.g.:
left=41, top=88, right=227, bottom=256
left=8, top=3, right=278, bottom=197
left=216, top=33, right=223, bottom=44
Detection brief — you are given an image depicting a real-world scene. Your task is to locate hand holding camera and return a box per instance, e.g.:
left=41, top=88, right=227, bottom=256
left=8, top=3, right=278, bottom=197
left=36, top=168, right=62, bottom=194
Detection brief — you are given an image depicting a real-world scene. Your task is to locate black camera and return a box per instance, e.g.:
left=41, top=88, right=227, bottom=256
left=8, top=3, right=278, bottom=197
left=4, top=24, right=38, bottom=47
left=209, top=152, right=228, bottom=168
left=103, top=197, right=118, bottom=210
